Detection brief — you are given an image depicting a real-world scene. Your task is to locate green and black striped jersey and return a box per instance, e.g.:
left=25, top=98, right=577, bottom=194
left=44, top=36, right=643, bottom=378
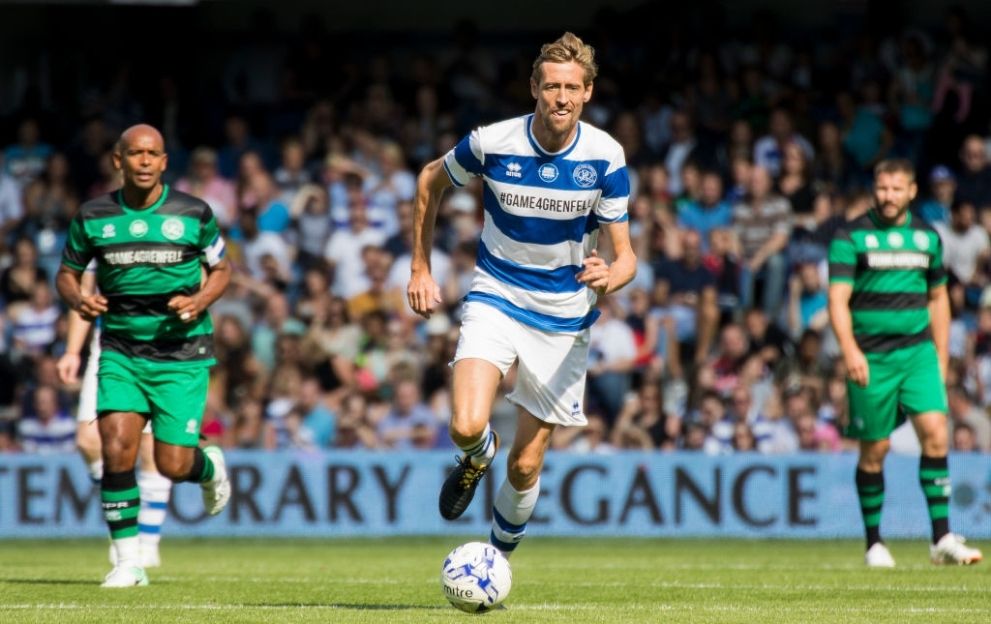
left=61, top=185, right=226, bottom=365
left=828, top=209, right=946, bottom=354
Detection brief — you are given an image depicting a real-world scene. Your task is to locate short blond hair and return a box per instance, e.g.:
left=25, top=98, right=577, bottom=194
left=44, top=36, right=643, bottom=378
left=531, top=32, right=597, bottom=86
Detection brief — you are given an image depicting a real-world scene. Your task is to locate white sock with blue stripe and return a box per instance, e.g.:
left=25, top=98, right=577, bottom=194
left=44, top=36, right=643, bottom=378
left=460, top=423, right=496, bottom=468
left=137, top=471, right=171, bottom=549
left=490, top=478, right=539, bottom=557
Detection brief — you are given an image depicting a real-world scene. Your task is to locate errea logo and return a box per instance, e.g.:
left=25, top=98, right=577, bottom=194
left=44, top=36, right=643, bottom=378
left=102, top=224, right=116, bottom=238
left=506, top=162, right=522, bottom=178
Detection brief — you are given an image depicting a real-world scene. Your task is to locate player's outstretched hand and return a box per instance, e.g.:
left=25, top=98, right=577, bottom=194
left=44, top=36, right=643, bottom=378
left=56, top=353, right=81, bottom=385
left=77, top=293, right=108, bottom=320
left=407, top=270, right=442, bottom=319
left=578, top=249, right=610, bottom=296
left=168, top=294, right=205, bottom=323
left=845, top=348, right=870, bottom=387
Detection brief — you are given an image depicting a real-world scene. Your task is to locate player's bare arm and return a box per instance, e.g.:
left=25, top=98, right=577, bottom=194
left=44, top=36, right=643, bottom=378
left=407, top=156, right=452, bottom=318
left=828, top=280, right=869, bottom=387
left=57, top=270, right=97, bottom=385
left=928, top=283, right=950, bottom=380
left=56, top=264, right=108, bottom=321
left=168, top=257, right=232, bottom=323
left=578, top=220, right=637, bottom=297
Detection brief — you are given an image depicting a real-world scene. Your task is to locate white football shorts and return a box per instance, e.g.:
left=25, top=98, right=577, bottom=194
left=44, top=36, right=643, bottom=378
left=78, top=329, right=152, bottom=434
left=453, top=300, right=590, bottom=427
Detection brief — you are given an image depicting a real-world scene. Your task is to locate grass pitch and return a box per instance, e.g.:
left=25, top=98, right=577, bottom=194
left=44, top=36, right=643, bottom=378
left=1, top=538, right=988, bottom=623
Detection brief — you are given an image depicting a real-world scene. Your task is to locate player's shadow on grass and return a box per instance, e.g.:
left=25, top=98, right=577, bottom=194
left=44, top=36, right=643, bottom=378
left=263, top=603, right=448, bottom=611
left=3, top=578, right=95, bottom=586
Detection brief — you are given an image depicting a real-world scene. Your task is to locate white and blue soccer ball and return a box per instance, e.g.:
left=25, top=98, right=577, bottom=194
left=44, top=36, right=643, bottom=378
left=441, top=541, right=512, bottom=612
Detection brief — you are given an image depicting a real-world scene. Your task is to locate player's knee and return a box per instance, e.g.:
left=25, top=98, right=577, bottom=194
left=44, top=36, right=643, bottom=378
left=448, top=417, right=486, bottom=445
left=920, top=434, right=948, bottom=457
left=152, top=449, right=192, bottom=482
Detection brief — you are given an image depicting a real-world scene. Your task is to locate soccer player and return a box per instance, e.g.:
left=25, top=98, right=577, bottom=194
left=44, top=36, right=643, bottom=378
left=828, top=159, right=983, bottom=567
left=56, top=124, right=232, bottom=587
left=57, top=262, right=172, bottom=569
left=407, top=33, right=635, bottom=555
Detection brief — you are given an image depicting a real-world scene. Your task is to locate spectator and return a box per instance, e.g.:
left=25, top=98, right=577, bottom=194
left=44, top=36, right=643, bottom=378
left=743, top=308, right=791, bottom=368
left=613, top=381, right=678, bottom=450
left=955, top=135, right=991, bottom=210
left=296, top=376, right=336, bottom=448
left=812, top=121, right=857, bottom=194
left=0, top=153, right=24, bottom=245
left=10, top=281, right=59, bottom=356
left=365, top=141, right=415, bottom=238
left=731, top=421, right=757, bottom=452
left=753, top=107, right=814, bottom=177
left=250, top=173, right=291, bottom=235
left=235, top=208, right=292, bottom=282
left=916, top=165, right=956, bottom=226
left=348, top=246, right=405, bottom=321
left=17, top=386, right=75, bottom=453
left=554, top=413, right=616, bottom=453
left=787, top=261, right=830, bottom=338
left=263, top=363, right=304, bottom=449
left=734, top=165, right=792, bottom=317
left=274, top=136, right=312, bottom=197
left=935, top=200, right=990, bottom=300
left=289, top=184, right=333, bottom=270
left=175, top=147, right=237, bottom=228
left=696, top=391, right=734, bottom=455
left=218, top=115, right=269, bottom=179
left=705, top=323, right=751, bottom=396
left=3, top=118, right=52, bottom=187
left=663, top=110, right=699, bottom=196
left=334, top=392, right=380, bottom=449
left=947, top=386, right=991, bottom=451
left=588, top=299, right=638, bottom=423
left=647, top=228, right=719, bottom=365
left=377, top=378, right=436, bottom=450
left=776, top=141, right=816, bottom=217
left=837, top=84, right=893, bottom=177
left=953, top=422, right=979, bottom=452
left=324, top=201, right=388, bottom=298
left=0, top=237, right=47, bottom=306
left=676, top=171, right=733, bottom=249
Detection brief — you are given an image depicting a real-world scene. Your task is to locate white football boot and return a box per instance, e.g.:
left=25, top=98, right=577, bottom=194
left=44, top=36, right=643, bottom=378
left=865, top=542, right=896, bottom=568
left=101, top=566, right=149, bottom=588
left=200, top=446, right=231, bottom=516
left=930, top=534, right=983, bottom=565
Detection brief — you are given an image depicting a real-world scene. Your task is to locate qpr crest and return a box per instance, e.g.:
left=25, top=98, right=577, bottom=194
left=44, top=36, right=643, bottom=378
left=538, top=163, right=559, bottom=183
left=161, top=217, right=185, bottom=241
left=572, top=163, right=597, bottom=188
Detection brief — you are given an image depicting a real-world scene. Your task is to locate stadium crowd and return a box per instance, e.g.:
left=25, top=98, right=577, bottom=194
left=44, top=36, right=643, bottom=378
left=2, top=9, right=991, bottom=456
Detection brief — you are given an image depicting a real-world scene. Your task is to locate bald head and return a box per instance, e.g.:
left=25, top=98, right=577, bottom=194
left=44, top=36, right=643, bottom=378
left=117, top=124, right=165, bottom=153
left=113, top=123, right=168, bottom=198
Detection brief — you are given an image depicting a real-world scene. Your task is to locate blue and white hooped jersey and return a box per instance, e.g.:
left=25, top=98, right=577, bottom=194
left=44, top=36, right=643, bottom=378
left=443, top=114, right=630, bottom=333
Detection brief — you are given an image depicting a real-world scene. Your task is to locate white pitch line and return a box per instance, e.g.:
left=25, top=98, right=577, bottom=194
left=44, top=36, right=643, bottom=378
left=143, top=575, right=988, bottom=594
left=1, top=603, right=988, bottom=615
